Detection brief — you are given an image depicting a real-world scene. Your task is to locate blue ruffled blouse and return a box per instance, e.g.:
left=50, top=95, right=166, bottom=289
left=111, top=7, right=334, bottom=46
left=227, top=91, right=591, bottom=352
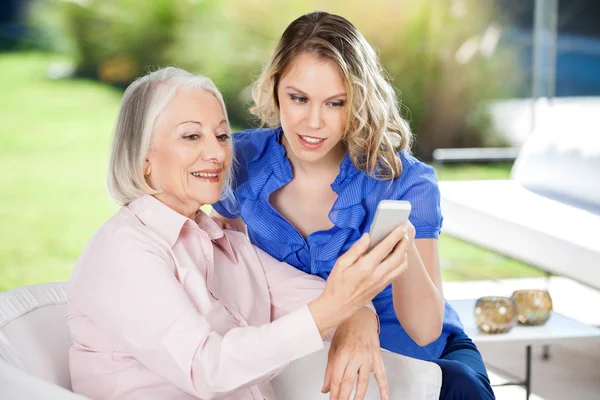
left=214, top=127, right=463, bottom=360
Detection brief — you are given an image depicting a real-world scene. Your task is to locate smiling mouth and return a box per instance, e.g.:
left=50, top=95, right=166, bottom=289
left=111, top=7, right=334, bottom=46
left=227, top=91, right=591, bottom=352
left=298, top=134, right=326, bottom=149
left=192, top=172, right=218, bottom=178
left=191, top=169, right=221, bottom=182
left=299, top=135, right=325, bottom=144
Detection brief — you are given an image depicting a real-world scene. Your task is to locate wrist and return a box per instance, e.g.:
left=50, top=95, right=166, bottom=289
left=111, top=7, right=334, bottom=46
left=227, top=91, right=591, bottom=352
left=308, top=295, right=353, bottom=339
left=342, top=307, right=379, bottom=334
left=364, top=307, right=380, bottom=334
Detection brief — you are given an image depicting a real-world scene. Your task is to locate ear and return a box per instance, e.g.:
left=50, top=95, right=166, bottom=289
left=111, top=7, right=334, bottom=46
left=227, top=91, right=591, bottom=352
left=144, top=159, right=151, bottom=177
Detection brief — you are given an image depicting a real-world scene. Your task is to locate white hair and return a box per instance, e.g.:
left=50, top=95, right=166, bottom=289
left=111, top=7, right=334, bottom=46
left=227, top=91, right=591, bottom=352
left=107, top=66, right=233, bottom=206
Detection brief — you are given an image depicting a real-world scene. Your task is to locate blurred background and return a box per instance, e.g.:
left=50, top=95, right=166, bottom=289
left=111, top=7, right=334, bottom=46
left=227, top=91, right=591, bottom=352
left=1, top=0, right=599, bottom=291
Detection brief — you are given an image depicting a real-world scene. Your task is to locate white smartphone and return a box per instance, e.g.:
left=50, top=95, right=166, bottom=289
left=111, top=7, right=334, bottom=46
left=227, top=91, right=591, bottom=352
left=368, top=200, right=412, bottom=250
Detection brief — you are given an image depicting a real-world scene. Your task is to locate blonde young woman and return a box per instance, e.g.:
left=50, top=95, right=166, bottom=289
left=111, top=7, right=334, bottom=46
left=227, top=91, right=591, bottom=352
left=67, top=67, right=409, bottom=400
left=212, top=11, right=495, bottom=400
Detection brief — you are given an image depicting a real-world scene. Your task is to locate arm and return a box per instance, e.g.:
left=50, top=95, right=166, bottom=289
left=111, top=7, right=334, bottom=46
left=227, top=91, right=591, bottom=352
left=390, top=164, right=445, bottom=347
left=253, top=246, right=389, bottom=400
left=253, top=246, right=378, bottom=334
left=71, top=234, right=323, bottom=399
left=391, top=232, right=445, bottom=347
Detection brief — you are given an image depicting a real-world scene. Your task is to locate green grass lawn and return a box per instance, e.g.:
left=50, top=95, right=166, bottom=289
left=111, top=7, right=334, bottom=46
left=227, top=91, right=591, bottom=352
left=0, top=52, right=544, bottom=291
left=434, top=164, right=546, bottom=281
left=0, top=53, right=121, bottom=291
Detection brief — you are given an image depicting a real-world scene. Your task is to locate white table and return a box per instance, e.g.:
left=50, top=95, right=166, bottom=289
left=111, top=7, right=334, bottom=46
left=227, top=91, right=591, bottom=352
left=449, top=299, right=600, bottom=399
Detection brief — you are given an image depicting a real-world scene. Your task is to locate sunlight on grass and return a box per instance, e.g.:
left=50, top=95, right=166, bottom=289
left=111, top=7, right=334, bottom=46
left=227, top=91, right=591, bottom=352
left=433, top=163, right=544, bottom=281
left=439, top=235, right=546, bottom=282
left=0, top=53, right=121, bottom=290
left=435, top=163, right=513, bottom=181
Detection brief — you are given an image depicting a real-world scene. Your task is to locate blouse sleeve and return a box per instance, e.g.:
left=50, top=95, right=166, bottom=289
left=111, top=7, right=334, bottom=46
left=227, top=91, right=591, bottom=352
left=254, top=246, right=379, bottom=333
left=397, top=158, right=444, bottom=239
left=69, top=229, right=323, bottom=399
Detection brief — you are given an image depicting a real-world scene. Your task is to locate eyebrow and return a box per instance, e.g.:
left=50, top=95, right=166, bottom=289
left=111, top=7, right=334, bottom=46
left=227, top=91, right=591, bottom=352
left=176, top=119, right=227, bottom=127
left=285, top=86, right=346, bottom=101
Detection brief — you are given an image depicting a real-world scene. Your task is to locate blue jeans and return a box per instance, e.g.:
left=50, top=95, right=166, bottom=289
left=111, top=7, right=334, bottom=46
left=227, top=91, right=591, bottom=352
left=431, top=332, right=496, bottom=399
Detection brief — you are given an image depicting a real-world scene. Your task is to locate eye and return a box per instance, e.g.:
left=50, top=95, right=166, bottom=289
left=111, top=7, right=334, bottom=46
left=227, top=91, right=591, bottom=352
left=216, top=133, right=230, bottom=142
left=327, top=101, right=345, bottom=108
left=289, top=94, right=308, bottom=104
left=183, top=133, right=201, bottom=140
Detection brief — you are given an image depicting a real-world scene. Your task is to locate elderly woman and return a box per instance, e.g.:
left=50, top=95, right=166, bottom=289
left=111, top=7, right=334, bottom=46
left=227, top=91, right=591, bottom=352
left=67, top=67, right=410, bottom=400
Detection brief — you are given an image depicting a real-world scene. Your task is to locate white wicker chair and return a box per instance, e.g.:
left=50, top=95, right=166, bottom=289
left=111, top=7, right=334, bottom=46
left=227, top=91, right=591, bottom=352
left=0, top=282, right=442, bottom=399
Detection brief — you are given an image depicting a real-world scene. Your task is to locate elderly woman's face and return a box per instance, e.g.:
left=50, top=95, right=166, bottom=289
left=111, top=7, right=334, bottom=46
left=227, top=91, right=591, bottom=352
left=145, top=89, right=232, bottom=218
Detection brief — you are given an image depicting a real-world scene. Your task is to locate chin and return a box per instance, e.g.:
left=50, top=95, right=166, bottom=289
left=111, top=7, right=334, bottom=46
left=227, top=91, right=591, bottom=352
left=196, top=197, right=217, bottom=207
left=203, top=193, right=223, bottom=206
left=295, top=146, right=331, bottom=163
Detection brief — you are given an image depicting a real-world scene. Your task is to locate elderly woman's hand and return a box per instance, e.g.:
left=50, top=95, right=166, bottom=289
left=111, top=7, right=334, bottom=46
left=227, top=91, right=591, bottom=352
left=322, top=308, right=388, bottom=400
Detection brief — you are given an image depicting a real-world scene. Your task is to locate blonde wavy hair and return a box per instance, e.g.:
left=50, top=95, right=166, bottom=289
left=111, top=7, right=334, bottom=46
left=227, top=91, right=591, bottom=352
left=251, top=11, right=412, bottom=180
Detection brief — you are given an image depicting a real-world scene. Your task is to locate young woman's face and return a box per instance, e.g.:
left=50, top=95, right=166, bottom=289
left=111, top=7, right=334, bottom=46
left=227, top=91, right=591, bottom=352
left=145, top=89, right=232, bottom=218
left=277, top=52, right=348, bottom=164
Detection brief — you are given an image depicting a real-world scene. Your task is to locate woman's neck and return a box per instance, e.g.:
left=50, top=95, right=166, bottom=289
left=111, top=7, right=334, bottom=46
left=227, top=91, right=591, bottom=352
left=282, top=135, right=347, bottom=182
left=153, top=193, right=201, bottom=220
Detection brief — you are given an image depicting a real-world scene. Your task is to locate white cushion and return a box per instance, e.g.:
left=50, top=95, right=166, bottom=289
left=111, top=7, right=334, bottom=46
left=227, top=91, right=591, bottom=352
left=273, top=342, right=441, bottom=400
left=511, top=102, right=600, bottom=210
left=0, top=282, right=441, bottom=399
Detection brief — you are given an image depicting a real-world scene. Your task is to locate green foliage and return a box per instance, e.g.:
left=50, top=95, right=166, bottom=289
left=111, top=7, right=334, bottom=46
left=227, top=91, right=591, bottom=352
left=29, top=0, right=218, bottom=83
left=29, top=0, right=522, bottom=158
left=197, top=0, right=522, bottom=158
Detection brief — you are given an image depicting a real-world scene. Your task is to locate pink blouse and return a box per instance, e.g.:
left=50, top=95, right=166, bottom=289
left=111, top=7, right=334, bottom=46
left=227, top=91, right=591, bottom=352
left=67, top=195, right=329, bottom=399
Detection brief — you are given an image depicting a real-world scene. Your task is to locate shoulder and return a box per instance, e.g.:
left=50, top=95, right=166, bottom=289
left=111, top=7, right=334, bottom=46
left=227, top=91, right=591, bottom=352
left=388, top=150, right=439, bottom=196
left=395, top=151, right=443, bottom=237
left=73, top=208, right=171, bottom=279
left=366, top=150, right=438, bottom=196
left=399, top=150, right=438, bottom=184
left=232, top=127, right=281, bottom=163
left=100, top=208, right=168, bottom=249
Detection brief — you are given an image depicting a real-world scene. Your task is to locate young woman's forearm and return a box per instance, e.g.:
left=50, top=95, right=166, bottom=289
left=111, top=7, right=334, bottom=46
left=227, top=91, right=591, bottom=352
left=391, top=243, right=444, bottom=346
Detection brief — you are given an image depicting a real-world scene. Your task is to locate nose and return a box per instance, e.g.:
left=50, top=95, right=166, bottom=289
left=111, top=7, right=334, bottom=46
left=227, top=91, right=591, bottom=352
left=306, top=104, right=324, bottom=130
left=201, top=134, right=226, bottom=164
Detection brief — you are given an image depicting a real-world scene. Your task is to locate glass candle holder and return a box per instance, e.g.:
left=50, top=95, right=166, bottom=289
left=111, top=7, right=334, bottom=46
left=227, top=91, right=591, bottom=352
left=511, top=289, right=553, bottom=326
left=474, top=296, right=517, bottom=334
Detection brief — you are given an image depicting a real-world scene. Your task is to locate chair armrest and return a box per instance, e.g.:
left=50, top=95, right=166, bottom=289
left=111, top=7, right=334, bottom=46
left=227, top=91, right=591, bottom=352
left=0, top=359, right=88, bottom=400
